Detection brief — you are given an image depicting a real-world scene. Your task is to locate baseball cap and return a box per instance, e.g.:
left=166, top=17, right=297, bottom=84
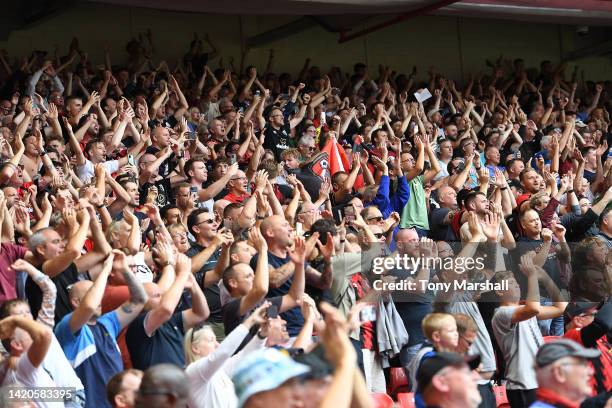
left=535, top=339, right=601, bottom=368
left=416, top=352, right=481, bottom=392
left=565, top=301, right=599, bottom=319
left=232, top=348, right=311, bottom=407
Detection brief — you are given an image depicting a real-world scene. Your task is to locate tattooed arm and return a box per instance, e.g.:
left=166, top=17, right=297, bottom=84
left=114, top=250, right=149, bottom=329
left=68, top=253, right=114, bottom=334
left=143, top=253, right=190, bottom=336
left=12, top=260, right=56, bottom=329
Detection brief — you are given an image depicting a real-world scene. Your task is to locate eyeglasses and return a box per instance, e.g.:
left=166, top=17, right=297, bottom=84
left=230, top=176, right=247, bottom=181
left=301, top=146, right=316, bottom=151
left=196, top=218, right=216, bottom=225
left=460, top=335, right=475, bottom=347
left=366, top=216, right=384, bottom=223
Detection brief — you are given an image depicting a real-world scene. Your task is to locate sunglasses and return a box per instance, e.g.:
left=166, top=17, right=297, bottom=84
left=373, top=232, right=385, bottom=239
left=197, top=218, right=216, bottom=225
left=190, top=321, right=208, bottom=343
left=367, top=216, right=384, bottom=223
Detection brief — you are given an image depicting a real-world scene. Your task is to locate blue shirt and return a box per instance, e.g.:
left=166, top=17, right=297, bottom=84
left=55, top=312, right=122, bottom=408
left=367, top=175, right=411, bottom=218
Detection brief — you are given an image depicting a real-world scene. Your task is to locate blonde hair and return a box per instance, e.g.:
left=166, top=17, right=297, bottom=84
left=422, top=313, right=455, bottom=342
left=183, top=324, right=215, bottom=365
left=453, top=313, right=478, bottom=335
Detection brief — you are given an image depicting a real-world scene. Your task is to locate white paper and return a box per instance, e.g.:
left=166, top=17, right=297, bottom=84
left=414, top=88, right=432, bottom=103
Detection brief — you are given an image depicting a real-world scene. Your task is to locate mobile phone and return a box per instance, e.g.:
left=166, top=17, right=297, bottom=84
left=296, top=222, right=303, bottom=236
left=127, top=154, right=135, bottom=166
left=223, top=218, right=232, bottom=231
left=229, top=154, right=237, bottom=165
left=186, top=132, right=197, bottom=141
left=254, top=90, right=261, bottom=97
left=344, top=206, right=355, bottom=223
left=190, top=186, right=198, bottom=205
left=266, top=305, right=279, bottom=319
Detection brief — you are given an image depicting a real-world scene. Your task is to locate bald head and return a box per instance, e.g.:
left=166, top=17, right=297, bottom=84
left=396, top=228, right=419, bottom=242
left=260, top=215, right=285, bottom=238
left=70, top=280, right=94, bottom=303
left=138, top=364, right=189, bottom=407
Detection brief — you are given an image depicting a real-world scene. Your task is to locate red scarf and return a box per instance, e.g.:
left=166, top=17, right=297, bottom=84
left=535, top=388, right=581, bottom=408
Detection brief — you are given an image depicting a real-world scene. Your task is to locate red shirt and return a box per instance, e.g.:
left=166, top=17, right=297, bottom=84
left=222, top=192, right=250, bottom=204
left=0, top=243, right=27, bottom=303
left=351, top=274, right=375, bottom=350
left=564, top=328, right=612, bottom=394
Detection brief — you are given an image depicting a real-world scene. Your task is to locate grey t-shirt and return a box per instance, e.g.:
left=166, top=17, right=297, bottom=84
left=492, top=305, right=543, bottom=390
left=449, top=295, right=497, bottom=382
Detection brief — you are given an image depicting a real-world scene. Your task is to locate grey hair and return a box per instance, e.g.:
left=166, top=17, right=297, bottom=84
left=28, top=227, right=53, bottom=253
left=298, top=135, right=315, bottom=146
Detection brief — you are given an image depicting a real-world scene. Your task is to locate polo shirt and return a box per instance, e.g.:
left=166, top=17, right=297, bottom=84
left=126, top=312, right=185, bottom=370
left=55, top=311, right=122, bottom=408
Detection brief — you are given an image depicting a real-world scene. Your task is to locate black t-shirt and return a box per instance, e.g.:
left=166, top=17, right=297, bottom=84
left=263, top=124, right=292, bottom=162
left=429, top=208, right=457, bottom=242
left=250, top=251, right=304, bottom=337
left=222, top=295, right=283, bottom=337
left=126, top=312, right=185, bottom=370
left=140, top=178, right=173, bottom=208
left=26, top=262, right=80, bottom=325
left=389, top=266, right=435, bottom=347
left=186, top=243, right=223, bottom=323
left=512, top=236, right=561, bottom=296
left=145, top=146, right=177, bottom=178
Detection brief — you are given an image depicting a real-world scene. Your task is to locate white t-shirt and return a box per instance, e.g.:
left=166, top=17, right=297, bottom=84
left=43, top=335, right=84, bottom=390
left=2, top=353, right=63, bottom=408
left=76, top=159, right=119, bottom=183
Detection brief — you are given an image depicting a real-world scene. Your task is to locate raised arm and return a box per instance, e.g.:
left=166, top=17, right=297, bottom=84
left=511, top=252, right=541, bottom=323
left=114, top=251, right=148, bottom=329
left=144, top=253, right=189, bottom=335
left=0, top=316, right=51, bottom=368
left=69, top=253, right=114, bottom=333
left=182, top=271, right=210, bottom=331
left=42, top=207, right=90, bottom=278
left=63, top=117, right=86, bottom=167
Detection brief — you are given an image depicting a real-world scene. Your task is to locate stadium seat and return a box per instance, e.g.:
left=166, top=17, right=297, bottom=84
left=388, top=367, right=410, bottom=398
left=370, top=392, right=394, bottom=408
left=493, top=385, right=510, bottom=407
left=397, top=392, right=416, bottom=408
left=543, top=336, right=561, bottom=343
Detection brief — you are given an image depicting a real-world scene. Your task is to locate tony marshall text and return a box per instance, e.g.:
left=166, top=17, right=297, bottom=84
left=373, top=279, right=509, bottom=293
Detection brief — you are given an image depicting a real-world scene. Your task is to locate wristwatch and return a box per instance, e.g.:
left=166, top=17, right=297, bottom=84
left=256, top=330, right=267, bottom=339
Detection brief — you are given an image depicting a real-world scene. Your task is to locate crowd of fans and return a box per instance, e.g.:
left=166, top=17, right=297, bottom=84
left=0, top=31, right=607, bottom=408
